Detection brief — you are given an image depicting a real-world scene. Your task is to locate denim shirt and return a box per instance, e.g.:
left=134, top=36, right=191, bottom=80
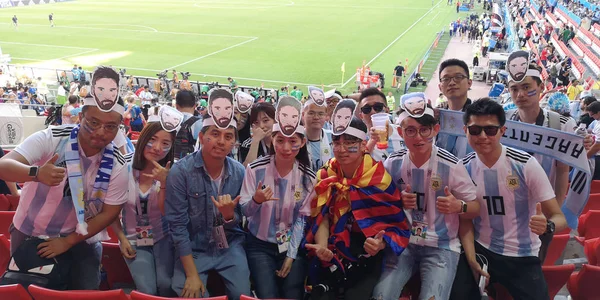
left=165, top=151, right=245, bottom=257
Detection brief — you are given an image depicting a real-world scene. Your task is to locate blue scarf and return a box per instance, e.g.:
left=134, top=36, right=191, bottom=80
left=65, top=125, right=114, bottom=242
left=439, top=109, right=591, bottom=229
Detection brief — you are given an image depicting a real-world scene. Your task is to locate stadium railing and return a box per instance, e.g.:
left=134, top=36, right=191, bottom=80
left=403, top=29, right=445, bottom=94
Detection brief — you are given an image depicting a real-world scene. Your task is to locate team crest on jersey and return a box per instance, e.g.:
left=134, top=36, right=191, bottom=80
left=506, top=175, right=519, bottom=190
left=431, top=175, right=442, bottom=191
left=294, top=186, right=302, bottom=202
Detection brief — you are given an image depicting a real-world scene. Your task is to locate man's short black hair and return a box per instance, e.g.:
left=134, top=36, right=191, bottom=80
left=463, top=98, right=506, bottom=126
left=583, top=96, right=597, bottom=106
left=359, top=88, right=386, bottom=106
left=68, top=95, right=78, bottom=105
left=587, top=101, right=600, bottom=114
left=439, top=58, right=470, bottom=78
left=176, top=90, right=196, bottom=108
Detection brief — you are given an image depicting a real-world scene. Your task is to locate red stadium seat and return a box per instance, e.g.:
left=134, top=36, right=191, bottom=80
left=544, top=234, right=570, bottom=266
left=100, top=242, right=134, bottom=289
left=591, top=181, right=600, bottom=194
left=581, top=194, right=600, bottom=215
left=0, top=234, right=10, bottom=274
left=132, top=291, right=226, bottom=300
left=576, top=210, right=600, bottom=243
left=0, top=211, right=15, bottom=236
left=583, top=238, right=599, bottom=265
left=567, top=264, right=600, bottom=299
left=543, top=264, right=575, bottom=299
left=106, top=226, right=119, bottom=243
left=6, top=195, right=19, bottom=211
left=0, top=195, right=10, bottom=211
left=0, top=284, right=31, bottom=300
left=28, top=285, right=129, bottom=300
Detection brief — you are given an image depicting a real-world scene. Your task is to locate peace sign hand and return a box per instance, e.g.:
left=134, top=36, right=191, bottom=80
left=211, top=194, right=241, bottom=221
left=253, top=181, right=279, bottom=204
left=142, top=160, right=171, bottom=185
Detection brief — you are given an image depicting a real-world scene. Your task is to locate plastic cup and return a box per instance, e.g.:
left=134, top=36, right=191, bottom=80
left=371, top=113, right=390, bottom=149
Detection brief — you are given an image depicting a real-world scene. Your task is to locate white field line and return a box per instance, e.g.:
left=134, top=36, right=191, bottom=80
left=165, top=37, right=258, bottom=70
left=340, top=0, right=444, bottom=88
left=427, top=11, right=442, bottom=25
left=0, top=41, right=96, bottom=50
left=192, top=0, right=294, bottom=9
left=0, top=22, right=257, bottom=39
left=85, top=23, right=158, bottom=32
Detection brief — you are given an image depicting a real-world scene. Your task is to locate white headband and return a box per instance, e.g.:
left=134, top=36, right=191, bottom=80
left=508, top=68, right=541, bottom=83
left=83, top=97, right=125, bottom=115
left=396, top=107, right=435, bottom=125
left=333, top=126, right=367, bottom=140
left=202, top=117, right=237, bottom=129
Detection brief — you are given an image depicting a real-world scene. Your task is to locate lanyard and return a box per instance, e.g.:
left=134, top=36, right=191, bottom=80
left=273, top=160, right=298, bottom=230
left=404, top=146, right=438, bottom=212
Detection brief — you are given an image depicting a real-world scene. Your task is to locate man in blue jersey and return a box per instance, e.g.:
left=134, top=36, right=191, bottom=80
left=373, top=93, right=479, bottom=300
left=301, top=97, right=331, bottom=171
left=451, top=98, right=566, bottom=299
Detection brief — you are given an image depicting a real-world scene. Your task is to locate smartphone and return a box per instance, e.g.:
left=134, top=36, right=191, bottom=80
left=479, top=263, right=488, bottom=297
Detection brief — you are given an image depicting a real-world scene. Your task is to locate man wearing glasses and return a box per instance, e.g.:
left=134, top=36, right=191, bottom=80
left=0, top=75, right=130, bottom=290
left=358, top=87, right=406, bottom=161
left=435, top=59, right=475, bottom=159
left=373, top=92, right=479, bottom=300
left=451, top=98, right=565, bottom=299
left=302, top=97, right=332, bottom=171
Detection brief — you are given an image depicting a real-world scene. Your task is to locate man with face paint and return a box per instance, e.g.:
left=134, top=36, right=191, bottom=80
left=373, top=101, right=479, bottom=300
left=209, top=89, right=235, bottom=129
left=302, top=97, right=332, bottom=171
left=166, top=114, right=251, bottom=299
left=174, top=90, right=203, bottom=160
left=277, top=96, right=302, bottom=137
left=359, top=88, right=406, bottom=161
left=305, top=117, right=410, bottom=300
left=0, top=96, right=130, bottom=290
left=435, top=59, right=475, bottom=159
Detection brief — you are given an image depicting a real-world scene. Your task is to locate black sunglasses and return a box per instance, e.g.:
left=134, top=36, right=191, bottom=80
left=467, top=125, right=502, bottom=136
left=360, top=102, right=385, bottom=114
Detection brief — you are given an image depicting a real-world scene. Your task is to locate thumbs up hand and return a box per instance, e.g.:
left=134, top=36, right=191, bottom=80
left=529, top=203, right=547, bottom=236
left=402, top=184, right=417, bottom=209
left=364, top=230, right=386, bottom=256
left=37, top=154, right=66, bottom=186
left=436, top=186, right=461, bottom=214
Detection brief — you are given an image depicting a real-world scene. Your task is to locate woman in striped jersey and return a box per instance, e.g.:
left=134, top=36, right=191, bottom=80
left=240, top=96, right=316, bottom=299
left=110, top=108, right=182, bottom=296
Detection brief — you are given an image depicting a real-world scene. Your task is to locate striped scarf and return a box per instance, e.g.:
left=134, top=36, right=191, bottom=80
left=305, top=154, right=410, bottom=265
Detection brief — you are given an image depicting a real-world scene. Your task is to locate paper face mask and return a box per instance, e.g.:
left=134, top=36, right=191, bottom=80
left=275, top=96, right=302, bottom=137
left=308, top=86, right=326, bottom=107
left=332, top=99, right=357, bottom=135
left=159, top=105, right=184, bottom=132
left=234, top=91, right=254, bottom=114
left=506, top=50, right=531, bottom=83
left=400, top=92, right=427, bottom=118
left=90, top=66, right=121, bottom=112
left=207, top=88, right=235, bottom=129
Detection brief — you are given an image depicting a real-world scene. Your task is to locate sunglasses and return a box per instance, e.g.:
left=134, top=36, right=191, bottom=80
left=360, top=102, right=385, bottom=114
left=467, top=125, right=502, bottom=136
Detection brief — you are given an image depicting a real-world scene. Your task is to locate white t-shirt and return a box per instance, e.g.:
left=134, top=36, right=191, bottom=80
left=12, top=125, right=130, bottom=238
left=384, top=145, right=477, bottom=252
left=462, top=146, right=555, bottom=257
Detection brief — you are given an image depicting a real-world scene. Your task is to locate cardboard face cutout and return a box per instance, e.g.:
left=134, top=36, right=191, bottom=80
left=207, top=88, right=234, bottom=129
left=90, top=66, right=120, bottom=112
left=234, top=91, right=254, bottom=114
left=275, top=96, right=302, bottom=137
left=332, top=99, right=357, bottom=135
left=400, top=92, right=427, bottom=118
left=506, top=50, right=531, bottom=83
left=308, top=86, right=326, bottom=106
left=159, top=105, right=184, bottom=132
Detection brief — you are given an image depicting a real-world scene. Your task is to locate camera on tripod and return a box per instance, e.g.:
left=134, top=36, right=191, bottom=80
left=180, top=71, right=191, bottom=80
left=156, top=70, right=168, bottom=79
left=118, top=68, right=127, bottom=77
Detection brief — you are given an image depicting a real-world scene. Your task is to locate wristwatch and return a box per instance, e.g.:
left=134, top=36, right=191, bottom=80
left=459, top=200, right=467, bottom=214
left=545, top=220, right=556, bottom=235
left=28, top=166, right=39, bottom=180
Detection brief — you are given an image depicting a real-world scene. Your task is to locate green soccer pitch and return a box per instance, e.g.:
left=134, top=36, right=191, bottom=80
left=0, top=0, right=471, bottom=93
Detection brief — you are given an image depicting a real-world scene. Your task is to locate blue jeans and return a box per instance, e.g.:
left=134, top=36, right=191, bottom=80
left=9, top=225, right=103, bottom=290
left=373, top=244, right=460, bottom=300
left=171, top=240, right=251, bottom=300
left=245, top=234, right=306, bottom=299
left=124, top=237, right=174, bottom=296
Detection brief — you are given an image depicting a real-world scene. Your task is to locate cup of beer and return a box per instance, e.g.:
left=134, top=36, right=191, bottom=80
left=371, top=113, right=390, bottom=149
